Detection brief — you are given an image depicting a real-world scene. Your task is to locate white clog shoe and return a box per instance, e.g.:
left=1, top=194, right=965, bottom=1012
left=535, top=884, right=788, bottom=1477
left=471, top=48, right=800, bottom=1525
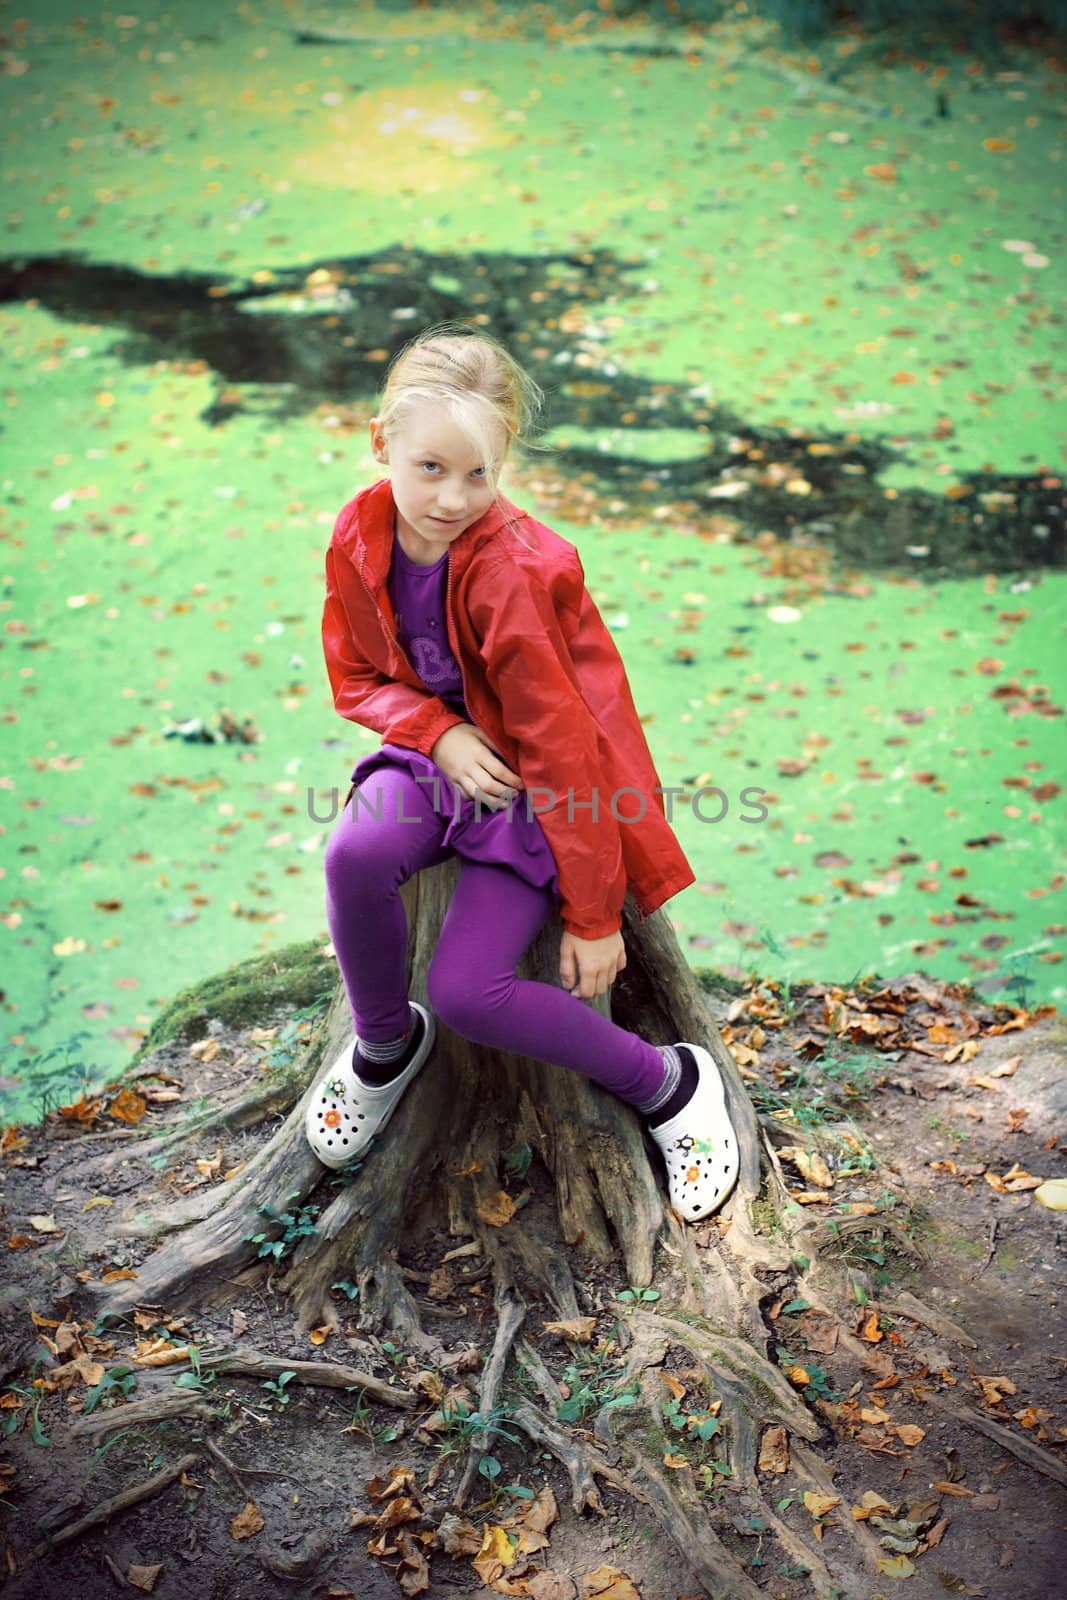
left=647, top=1043, right=740, bottom=1221
left=305, top=1002, right=435, bottom=1169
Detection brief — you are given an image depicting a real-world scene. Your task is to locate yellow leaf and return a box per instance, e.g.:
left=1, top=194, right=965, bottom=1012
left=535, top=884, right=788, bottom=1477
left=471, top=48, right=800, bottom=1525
left=803, top=1491, right=840, bottom=1519
left=784, top=1365, right=811, bottom=1388
left=983, top=138, right=1015, bottom=151
left=662, top=1453, right=689, bottom=1469
left=860, top=1406, right=890, bottom=1425
left=541, top=1317, right=596, bottom=1343
left=100, top=1267, right=138, bottom=1282
left=893, top=1424, right=925, bottom=1446
left=189, top=1037, right=219, bottom=1062
left=476, top=1191, right=516, bottom=1228
left=876, top=1554, right=916, bottom=1578
left=132, top=1339, right=191, bottom=1367
left=82, top=1196, right=113, bottom=1211
left=230, top=1501, right=264, bottom=1540
left=472, top=1523, right=518, bottom=1583
left=308, top=1324, right=333, bottom=1347
left=126, top=1564, right=163, bottom=1593
left=1035, top=1178, right=1067, bottom=1211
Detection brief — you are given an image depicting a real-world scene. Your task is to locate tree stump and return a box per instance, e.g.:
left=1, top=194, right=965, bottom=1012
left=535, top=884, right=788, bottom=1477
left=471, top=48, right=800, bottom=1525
left=95, top=857, right=843, bottom=1598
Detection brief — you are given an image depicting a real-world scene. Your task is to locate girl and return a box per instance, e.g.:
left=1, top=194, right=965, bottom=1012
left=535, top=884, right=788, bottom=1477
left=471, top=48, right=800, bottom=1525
left=306, top=323, right=739, bottom=1222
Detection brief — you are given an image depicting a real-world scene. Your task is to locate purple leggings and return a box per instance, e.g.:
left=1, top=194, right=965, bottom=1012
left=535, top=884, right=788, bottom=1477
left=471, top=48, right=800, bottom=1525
left=323, top=765, right=667, bottom=1106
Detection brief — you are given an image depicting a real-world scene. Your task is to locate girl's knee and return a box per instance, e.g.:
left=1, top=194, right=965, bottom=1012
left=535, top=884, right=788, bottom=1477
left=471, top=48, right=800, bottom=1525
left=324, top=810, right=401, bottom=894
left=426, top=956, right=512, bottom=1039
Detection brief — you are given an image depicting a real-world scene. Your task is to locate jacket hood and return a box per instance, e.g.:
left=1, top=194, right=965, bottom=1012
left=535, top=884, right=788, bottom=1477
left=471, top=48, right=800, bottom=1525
left=332, top=476, right=531, bottom=590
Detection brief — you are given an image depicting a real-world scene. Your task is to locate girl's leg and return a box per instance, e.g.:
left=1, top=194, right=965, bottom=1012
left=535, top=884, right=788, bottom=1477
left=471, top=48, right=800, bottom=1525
left=324, top=766, right=452, bottom=1042
left=425, top=860, right=667, bottom=1105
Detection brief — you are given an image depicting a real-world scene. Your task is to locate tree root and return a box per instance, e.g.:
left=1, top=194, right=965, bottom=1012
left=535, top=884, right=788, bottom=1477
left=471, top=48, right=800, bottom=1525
left=455, top=1266, right=526, bottom=1506
left=89, top=1080, right=299, bottom=1172
left=193, top=1345, right=417, bottom=1409
left=927, top=1395, right=1067, bottom=1487
left=36, top=1451, right=201, bottom=1554
left=69, top=1393, right=222, bottom=1439
left=870, top=1291, right=978, bottom=1349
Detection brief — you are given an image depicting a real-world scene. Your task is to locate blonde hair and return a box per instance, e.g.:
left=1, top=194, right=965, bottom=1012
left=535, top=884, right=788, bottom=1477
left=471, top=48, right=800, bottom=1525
left=376, top=322, right=547, bottom=532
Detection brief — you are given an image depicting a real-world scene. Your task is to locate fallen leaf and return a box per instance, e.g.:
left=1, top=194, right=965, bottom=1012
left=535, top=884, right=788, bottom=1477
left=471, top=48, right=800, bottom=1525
left=366, top=1466, right=417, bottom=1501
left=473, top=1523, right=518, bottom=1583
left=476, top=1191, right=517, bottom=1228
left=526, top=1573, right=577, bottom=1600
left=779, top=1145, right=834, bottom=1187
left=542, top=1317, right=596, bottom=1342
left=127, top=1565, right=163, bottom=1593
left=230, top=1501, right=264, bottom=1540
left=803, top=1491, right=841, bottom=1519
left=396, top=1529, right=430, bottom=1596
left=100, top=1268, right=138, bottom=1283
left=894, top=1424, right=926, bottom=1446
left=82, top=1196, right=113, bottom=1212
left=876, top=1554, right=916, bottom=1577
left=758, top=1425, right=789, bottom=1473
left=106, top=1088, right=147, bottom=1125
left=308, top=1324, right=333, bottom=1347
left=29, top=1215, right=59, bottom=1235
left=581, top=1566, right=641, bottom=1599
left=975, top=1374, right=1017, bottom=1407
left=190, top=1037, right=220, bottom=1062
left=1034, top=1178, right=1067, bottom=1211
left=932, top=1481, right=974, bottom=1498
left=662, top=1452, right=689, bottom=1469
left=132, top=1339, right=191, bottom=1367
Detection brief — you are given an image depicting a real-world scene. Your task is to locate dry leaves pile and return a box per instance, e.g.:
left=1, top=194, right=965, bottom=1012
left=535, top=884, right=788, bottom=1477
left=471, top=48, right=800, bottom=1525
left=349, top=1465, right=643, bottom=1598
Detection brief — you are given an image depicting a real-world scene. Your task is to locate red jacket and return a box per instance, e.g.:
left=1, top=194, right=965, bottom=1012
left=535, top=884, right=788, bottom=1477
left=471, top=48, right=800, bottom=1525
left=321, top=476, right=695, bottom=940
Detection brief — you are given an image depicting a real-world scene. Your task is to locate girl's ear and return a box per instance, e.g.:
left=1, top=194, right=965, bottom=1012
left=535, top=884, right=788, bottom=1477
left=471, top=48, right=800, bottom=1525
left=369, top=417, right=388, bottom=462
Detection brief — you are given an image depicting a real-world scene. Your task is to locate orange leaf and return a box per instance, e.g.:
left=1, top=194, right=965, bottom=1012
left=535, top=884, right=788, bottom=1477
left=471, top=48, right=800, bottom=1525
left=983, top=138, right=1015, bottom=152
left=230, top=1501, right=264, bottom=1540
left=106, top=1088, right=147, bottom=1125
left=475, top=1191, right=516, bottom=1228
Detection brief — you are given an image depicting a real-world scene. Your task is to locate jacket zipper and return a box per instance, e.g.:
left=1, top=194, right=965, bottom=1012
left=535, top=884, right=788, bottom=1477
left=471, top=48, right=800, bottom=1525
left=445, top=548, right=473, bottom=716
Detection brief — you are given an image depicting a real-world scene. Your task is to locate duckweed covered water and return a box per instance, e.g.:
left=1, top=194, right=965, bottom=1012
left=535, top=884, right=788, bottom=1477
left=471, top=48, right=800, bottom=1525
left=1, top=0, right=1063, bottom=1122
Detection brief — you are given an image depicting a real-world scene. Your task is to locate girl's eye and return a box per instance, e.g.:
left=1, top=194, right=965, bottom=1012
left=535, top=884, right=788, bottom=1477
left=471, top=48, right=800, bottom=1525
left=421, top=461, right=486, bottom=479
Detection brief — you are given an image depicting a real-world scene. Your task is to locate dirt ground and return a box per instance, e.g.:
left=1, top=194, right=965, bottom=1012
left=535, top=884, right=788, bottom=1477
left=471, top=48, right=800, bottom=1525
left=0, top=968, right=1063, bottom=1600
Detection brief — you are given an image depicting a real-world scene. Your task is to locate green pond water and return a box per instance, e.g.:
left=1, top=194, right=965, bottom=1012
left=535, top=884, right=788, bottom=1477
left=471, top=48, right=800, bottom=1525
left=1, top=1, right=1064, bottom=1124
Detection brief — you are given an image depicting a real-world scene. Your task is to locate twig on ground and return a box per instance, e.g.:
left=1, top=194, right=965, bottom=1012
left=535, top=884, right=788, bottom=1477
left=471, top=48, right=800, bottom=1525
left=36, top=1451, right=201, bottom=1553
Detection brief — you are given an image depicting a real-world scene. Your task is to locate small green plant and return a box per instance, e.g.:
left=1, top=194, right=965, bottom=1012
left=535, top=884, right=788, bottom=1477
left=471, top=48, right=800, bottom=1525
left=332, top=1280, right=360, bottom=1301
left=174, top=1345, right=218, bottom=1393
left=554, top=1344, right=638, bottom=1426
left=774, top=1345, right=840, bottom=1405
left=504, top=1143, right=533, bottom=1181
left=84, top=1364, right=138, bottom=1414
left=262, top=1370, right=297, bottom=1411
left=431, top=1399, right=521, bottom=1465
left=616, top=1285, right=661, bottom=1305
left=244, top=1195, right=321, bottom=1262
left=262, top=1003, right=329, bottom=1080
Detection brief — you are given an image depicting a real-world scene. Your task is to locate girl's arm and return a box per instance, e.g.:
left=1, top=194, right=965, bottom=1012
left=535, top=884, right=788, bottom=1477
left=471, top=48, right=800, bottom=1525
left=322, top=544, right=467, bottom=757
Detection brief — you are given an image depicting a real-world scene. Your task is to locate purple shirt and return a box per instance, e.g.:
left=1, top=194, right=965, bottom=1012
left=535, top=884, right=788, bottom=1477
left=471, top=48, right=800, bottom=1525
left=348, top=542, right=559, bottom=898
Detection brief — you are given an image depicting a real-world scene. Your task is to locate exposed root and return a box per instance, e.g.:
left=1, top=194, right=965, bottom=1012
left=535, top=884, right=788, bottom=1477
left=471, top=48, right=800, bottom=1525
left=90, top=1081, right=298, bottom=1172
left=69, top=1393, right=221, bottom=1439
left=618, top=1453, right=766, bottom=1600
left=508, top=1400, right=607, bottom=1515
left=194, top=1345, right=418, bottom=1410
left=790, top=1442, right=886, bottom=1575
left=36, top=1451, right=201, bottom=1554
left=928, top=1395, right=1067, bottom=1487
left=454, top=1264, right=526, bottom=1507
left=871, top=1291, right=978, bottom=1349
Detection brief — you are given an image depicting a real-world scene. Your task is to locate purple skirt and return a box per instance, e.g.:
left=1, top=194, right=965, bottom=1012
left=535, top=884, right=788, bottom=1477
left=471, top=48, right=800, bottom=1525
left=349, top=743, right=560, bottom=898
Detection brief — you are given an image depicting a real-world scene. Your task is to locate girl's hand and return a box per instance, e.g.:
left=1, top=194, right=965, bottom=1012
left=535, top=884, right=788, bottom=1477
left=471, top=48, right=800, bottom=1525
left=559, top=930, right=626, bottom=1000
left=430, top=723, right=524, bottom=810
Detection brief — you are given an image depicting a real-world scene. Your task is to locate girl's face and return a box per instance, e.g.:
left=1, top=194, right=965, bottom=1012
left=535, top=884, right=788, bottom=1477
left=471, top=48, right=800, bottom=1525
left=370, top=398, right=504, bottom=565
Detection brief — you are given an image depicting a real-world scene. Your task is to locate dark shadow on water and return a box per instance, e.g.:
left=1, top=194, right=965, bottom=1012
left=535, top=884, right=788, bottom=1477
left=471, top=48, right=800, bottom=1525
left=1, top=247, right=1062, bottom=576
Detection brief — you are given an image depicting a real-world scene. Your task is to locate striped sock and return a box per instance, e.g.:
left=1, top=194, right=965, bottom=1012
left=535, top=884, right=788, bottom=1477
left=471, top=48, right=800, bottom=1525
left=635, top=1044, right=682, bottom=1116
